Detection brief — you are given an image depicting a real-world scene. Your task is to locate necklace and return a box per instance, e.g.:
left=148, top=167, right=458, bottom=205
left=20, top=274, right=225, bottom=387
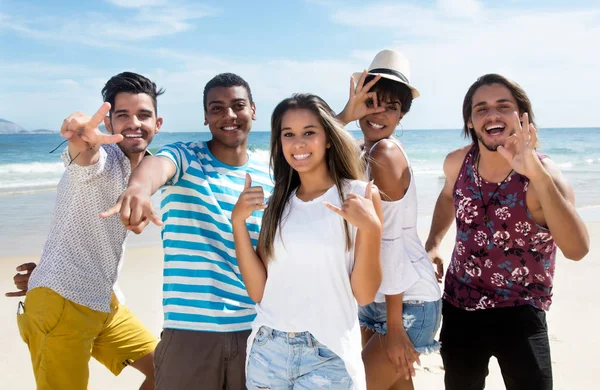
left=475, top=154, right=513, bottom=223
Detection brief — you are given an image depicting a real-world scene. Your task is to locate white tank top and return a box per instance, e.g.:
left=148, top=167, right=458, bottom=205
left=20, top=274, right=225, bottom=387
left=247, top=179, right=367, bottom=390
left=366, top=138, right=441, bottom=302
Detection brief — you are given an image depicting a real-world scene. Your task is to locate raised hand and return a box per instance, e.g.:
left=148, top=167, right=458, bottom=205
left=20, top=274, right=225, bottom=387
left=100, top=185, right=162, bottom=234
left=5, top=262, right=36, bottom=297
left=338, top=70, right=385, bottom=125
left=61, top=102, right=124, bottom=153
left=497, top=112, right=544, bottom=179
left=324, top=181, right=381, bottom=231
left=232, top=173, right=266, bottom=224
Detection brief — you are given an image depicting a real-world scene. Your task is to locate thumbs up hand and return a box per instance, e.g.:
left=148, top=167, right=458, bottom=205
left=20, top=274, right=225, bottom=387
left=324, top=181, right=381, bottom=231
left=232, top=173, right=267, bottom=224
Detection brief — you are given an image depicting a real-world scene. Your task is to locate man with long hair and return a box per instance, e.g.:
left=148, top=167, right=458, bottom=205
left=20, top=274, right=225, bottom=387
left=425, top=74, right=589, bottom=390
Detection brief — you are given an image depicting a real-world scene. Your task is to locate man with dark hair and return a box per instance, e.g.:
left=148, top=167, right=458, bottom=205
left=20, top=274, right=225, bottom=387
left=7, top=72, right=163, bottom=389
left=425, top=73, right=589, bottom=390
left=103, top=72, right=273, bottom=389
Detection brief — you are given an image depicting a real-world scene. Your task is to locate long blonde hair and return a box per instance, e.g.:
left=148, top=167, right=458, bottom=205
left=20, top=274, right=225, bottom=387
left=261, top=93, right=362, bottom=260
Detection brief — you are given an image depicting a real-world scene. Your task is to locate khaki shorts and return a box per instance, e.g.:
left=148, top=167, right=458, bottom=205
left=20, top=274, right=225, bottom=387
left=17, top=287, right=158, bottom=390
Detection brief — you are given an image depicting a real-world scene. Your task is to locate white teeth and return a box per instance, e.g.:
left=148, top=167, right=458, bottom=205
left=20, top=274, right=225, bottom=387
left=124, top=134, right=142, bottom=138
left=368, top=121, right=384, bottom=129
left=293, top=153, right=311, bottom=160
left=222, top=126, right=238, bottom=131
left=486, top=124, right=504, bottom=131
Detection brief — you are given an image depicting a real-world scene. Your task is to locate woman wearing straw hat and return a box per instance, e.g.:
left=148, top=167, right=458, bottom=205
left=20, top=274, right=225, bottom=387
left=338, top=49, right=442, bottom=390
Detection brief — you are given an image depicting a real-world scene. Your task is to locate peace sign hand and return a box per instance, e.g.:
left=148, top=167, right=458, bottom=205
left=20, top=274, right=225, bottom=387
left=338, top=70, right=385, bottom=125
left=324, top=181, right=381, bottom=231
left=61, top=103, right=124, bottom=153
left=497, top=112, right=543, bottom=179
left=232, top=173, right=267, bottom=224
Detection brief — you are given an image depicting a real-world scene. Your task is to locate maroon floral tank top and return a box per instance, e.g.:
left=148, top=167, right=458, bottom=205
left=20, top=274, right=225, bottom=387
left=444, top=144, right=557, bottom=311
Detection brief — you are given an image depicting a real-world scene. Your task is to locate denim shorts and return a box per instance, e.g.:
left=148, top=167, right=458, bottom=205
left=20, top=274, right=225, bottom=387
left=246, top=326, right=353, bottom=389
left=358, top=299, right=442, bottom=354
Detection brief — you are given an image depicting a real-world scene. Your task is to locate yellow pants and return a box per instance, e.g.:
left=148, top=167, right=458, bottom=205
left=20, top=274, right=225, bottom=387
left=17, top=287, right=158, bottom=390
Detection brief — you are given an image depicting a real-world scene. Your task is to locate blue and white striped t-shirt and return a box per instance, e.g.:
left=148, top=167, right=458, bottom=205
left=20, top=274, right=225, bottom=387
left=156, top=141, right=273, bottom=332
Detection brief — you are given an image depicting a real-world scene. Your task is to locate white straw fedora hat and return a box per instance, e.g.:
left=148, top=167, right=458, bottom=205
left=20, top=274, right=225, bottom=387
left=352, top=49, right=420, bottom=98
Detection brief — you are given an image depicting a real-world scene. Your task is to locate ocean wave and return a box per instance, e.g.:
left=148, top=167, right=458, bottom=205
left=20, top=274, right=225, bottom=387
left=0, top=180, right=59, bottom=190
left=556, top=158, right=600, bottom=171
left=0, top=162, right=64, bottom=174
left=0, top=162, right=63, bottom=193
left=412, top=167, right=445, bottom=177
left=542, top=147, right=581, bottom=155
left=557, top=162, right=574, bottom=169
left=248, top=148, right=270, bottom=163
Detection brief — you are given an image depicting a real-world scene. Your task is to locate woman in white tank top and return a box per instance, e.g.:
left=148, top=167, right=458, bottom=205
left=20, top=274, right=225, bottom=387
left=338, top=49, right=442, bottom=390
left=232, top=93, right=383, bottom=389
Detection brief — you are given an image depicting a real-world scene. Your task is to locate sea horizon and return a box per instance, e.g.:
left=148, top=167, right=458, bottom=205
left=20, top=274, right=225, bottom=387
left=2, top=126, right=599, bottom=134
left=1, top=127, right=599, bottom=257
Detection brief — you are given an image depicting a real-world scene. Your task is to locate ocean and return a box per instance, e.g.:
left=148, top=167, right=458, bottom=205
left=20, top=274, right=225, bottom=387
left=1, top=128, right=598, bottom=256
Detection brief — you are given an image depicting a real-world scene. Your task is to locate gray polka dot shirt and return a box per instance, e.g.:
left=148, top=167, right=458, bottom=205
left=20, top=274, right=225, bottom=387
left=28, top=144, right=132, bottom=312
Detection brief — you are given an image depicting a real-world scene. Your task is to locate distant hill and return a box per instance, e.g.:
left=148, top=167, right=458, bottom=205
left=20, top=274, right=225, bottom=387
left=28, top=129, right=58, bottom=134
left=0, top=119, right=26, bottom=134
left=0, top=119, right=57, bottom=134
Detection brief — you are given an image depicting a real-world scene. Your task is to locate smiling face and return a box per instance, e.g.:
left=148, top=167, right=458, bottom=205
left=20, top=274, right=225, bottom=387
left=358, top=76, right=412, bottom=143
left=280, top=108, right=329, bottom=176
left=468, top=83, right=520, bottom=152
left=467, top=83, right=520, bottom=152
left=359, top=97, right=404, bottom=142
left=105, top=92, right=162, bottom=156
left=204, top=85, right=256, bottom=150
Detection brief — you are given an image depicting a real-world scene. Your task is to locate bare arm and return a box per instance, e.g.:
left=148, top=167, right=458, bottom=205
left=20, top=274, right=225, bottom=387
left=349, top=186, right=383, bottom=306
left=127, top=155, right=176, bottom=198
left=497, top=113, right=589, bottom=261
left=527, top=159, right=589, bottom=260
left=100, top=155, right=176, bottom=233
left=231, top=174, right=268, bottom=303
left=368, top=140, right=410, bottom=201
left=232, top=222, right=268, bottom=303
left=385, top=293, right=421, bottom=379
left=425, top=147, right=467, bottom=282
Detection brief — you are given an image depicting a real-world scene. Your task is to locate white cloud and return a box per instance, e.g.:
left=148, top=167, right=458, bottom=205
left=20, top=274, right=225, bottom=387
left=0, top=55, right=360, bottom=133
left=437, top=0, right=482, bottom=19
left=1, top=3, right=219, bottom=44
left=2, top=1, right=599, bottom=131
left=329, top=2, right=600, bottom=129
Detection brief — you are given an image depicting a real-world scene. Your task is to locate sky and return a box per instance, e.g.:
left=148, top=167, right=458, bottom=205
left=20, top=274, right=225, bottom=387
left=1, top=0, right=599, bottom=132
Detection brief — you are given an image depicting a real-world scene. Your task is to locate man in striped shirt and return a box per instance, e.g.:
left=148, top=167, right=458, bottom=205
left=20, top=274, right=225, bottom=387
left=105, top=73, right=273, bottom=389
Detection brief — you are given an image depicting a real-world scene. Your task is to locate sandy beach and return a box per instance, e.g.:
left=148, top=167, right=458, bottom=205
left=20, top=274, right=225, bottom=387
left=0, top=222, right=596, bottom=389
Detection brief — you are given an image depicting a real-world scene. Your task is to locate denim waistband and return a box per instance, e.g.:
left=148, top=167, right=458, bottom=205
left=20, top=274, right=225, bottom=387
left=259, top=325, right=315, bottom=347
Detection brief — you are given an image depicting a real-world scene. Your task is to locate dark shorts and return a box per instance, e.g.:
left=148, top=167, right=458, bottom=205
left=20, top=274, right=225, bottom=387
left=154, top=328, right=251, bottom=390
left=440, top=300, right=552, bottom=390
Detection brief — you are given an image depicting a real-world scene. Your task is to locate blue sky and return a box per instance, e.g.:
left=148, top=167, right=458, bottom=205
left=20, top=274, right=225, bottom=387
left=1, top=0, right=599, bottom=132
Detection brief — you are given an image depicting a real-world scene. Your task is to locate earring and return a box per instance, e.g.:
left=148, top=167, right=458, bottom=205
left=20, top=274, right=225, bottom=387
left=355, top=120, right=361, bottom=129
left=326, top=143, right=331, bottom=149
left=397, top=122, right=404, bottom=138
